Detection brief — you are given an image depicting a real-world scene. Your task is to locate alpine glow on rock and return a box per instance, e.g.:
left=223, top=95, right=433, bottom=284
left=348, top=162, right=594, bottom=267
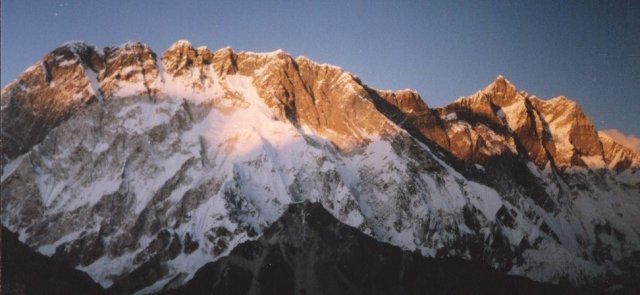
left=1, top=41, right=639, bottom=294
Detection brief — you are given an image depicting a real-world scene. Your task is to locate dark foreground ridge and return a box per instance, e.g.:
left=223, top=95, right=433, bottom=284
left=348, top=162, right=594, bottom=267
left=161, top=202, right=596, bottom=295
left=0, top=203, right=606, bottom=295
left=1, top=226, right=105, bottom=295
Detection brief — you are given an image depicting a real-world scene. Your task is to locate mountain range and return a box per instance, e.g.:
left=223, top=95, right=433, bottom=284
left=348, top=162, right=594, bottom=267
left=1, top=40, right=639, bottom=294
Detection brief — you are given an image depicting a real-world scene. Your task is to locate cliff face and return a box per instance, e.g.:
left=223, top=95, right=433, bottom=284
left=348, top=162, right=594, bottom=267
left=432, top=76, right=609, bottom=171
left=1, top=40, right=639, bottom=294
left=374, top=89, right=450, bottom=150
left=159, top=40, right=397, bottom=149
left=599, top=131, right=640, bottom=172
left=100, top=42, right=160, bottom=98
left=0, top=43, right=103, bottom=164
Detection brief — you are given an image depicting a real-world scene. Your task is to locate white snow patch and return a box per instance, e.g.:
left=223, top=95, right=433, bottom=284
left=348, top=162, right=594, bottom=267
left=112, top=81, right=148, bottom=97
left=581, top=155, right=606, bottom=169
left=58, top=59, right=78, bottom=67
left=443, top=112, right=458, bottom=121
left=38, top=230, right=82, bottom=256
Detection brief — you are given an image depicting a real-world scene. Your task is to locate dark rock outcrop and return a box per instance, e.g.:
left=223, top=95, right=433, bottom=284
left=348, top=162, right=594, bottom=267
left=161, top=202, right=596, bottom=295
left=1, top=226, right=106, bottom=295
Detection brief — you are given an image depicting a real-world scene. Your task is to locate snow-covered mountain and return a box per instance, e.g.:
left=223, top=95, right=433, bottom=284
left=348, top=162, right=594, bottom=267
left=1, top=40, right=639, bottom=294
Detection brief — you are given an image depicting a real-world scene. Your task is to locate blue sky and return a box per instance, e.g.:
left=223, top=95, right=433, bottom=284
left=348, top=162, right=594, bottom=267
left=2, top=0, right=639, bottom=136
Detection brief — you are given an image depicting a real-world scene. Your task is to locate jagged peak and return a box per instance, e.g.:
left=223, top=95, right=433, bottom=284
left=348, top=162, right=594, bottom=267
left=167, top=39, right=194, bottom=50
left=377, top=88, right=425, bottom=107
left=546, top=95, right=575, bottom=105
left=483, top=75, right=517, bottom=95
left=102, top=41, right=155, bottom=62
left=528, top=95, right=580, bottom=112
left=598, top=131, right=640, bottom=169
left=539, top=96, right=581, bottom=115
left=598, top=131, right=640, bottom=157
left=161, top=40, right=203, bottom=74
left=212, top=46, right=234, bottom=55
left=375, top=87, right=430, bottom=116
left=60, top=40, right=89, bottom=46
left=295, top=55, right=344, bottom=71
left=32, top=41, right=106, bottom=78
left=51, top=41, right=102, bottom=60
left=397, top=88, right=421, bottom=95
left=598, top=131, right=618, bottom=147
left=376, top=88, right=420, bottom=96
left=240, top=48, right=287, bottom=57
left=58, top=41, right=98, bottom=52
left=161, top=40, right=196, bottom=61
left=111, top=41, right=151, bottom=51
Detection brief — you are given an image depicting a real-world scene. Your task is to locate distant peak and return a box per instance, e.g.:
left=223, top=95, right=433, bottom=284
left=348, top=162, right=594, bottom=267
left=214, top=46, right=234, bottom=54
left=480, top=75, right=520, bottom=105
left=47, top=41, right=104, bottom=71
left=295, top=55, right=344, bottom=71
left=486, top=74, right=515, bottom=90
left=167, top=39, right=194, bottom=51
left=114, top=41, right=150, bottom=49
left=238, top=48, right=288, bottom=58
left=548, top=95, right=570, bottom=102
left=173, top=39, right=192, bottom=46
left=55, top=41, right=100, bottom=56
left=59, top=40, right=91, bottom=48
left=402, top=88, right=420, bottom=94
left=545, top=95, right=579, bottom=108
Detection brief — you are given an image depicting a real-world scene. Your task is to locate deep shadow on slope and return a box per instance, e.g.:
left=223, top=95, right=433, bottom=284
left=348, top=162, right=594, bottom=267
left=161, top=202, right=597, bottom=295
left=1, top=226, right=106, bottom=295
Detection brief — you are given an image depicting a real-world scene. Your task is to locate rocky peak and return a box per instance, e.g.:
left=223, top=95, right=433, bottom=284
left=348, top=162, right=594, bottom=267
left=0, top=41, right=628, bottom=171
left=51, top=41, right=105, bottom=73
left=531, top=96, right=604, bottom=169
left=289, top=56, right=397, bottom=148
left=100, top=41, right=160, bottom=98
left=211, top=47, right=239, bottom=76
left=374, top=89, right=450, bottom=150
left=598, top=132, right=640, bottom=172
left=434, top=77, right=610, bottom=170
left=481, top=75, right=521, bottom=107
left=0, top=42, right=104, bottom=165
left=161, top=40, right=202, bottom=76
left=376, top=89, right=429, bottom=115
left=168, top=39, right=193, bottom=51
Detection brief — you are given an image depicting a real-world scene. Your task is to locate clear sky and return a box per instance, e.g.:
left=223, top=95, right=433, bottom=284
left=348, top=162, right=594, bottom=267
left=2, top=0, right=639, bottom=136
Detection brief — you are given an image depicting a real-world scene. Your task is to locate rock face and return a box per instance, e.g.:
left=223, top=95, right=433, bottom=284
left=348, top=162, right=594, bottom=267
left=161, top=202, right=595, bottom=295
left=434, top=76, right=608, bottom=170
left=100, top=42, right=160, bottom=99
left=0, top=42, right=103, bottom=165
left=599, top=131, right=640, bottom=172
left=373, top=89, right=450, bottom=150
left=1, top=40, right=639, bottom=294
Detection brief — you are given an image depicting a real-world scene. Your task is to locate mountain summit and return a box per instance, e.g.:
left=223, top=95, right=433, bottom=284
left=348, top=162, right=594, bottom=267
left=2, top=40, right=639, bottom=294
